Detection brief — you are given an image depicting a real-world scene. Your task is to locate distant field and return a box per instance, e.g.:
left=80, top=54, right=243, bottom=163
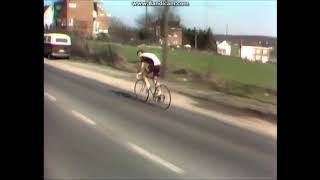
left=87, top=40, right=277, bottom=90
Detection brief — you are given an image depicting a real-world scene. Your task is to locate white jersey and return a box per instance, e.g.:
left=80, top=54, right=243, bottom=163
left=141, top=53, right=161, bottom=66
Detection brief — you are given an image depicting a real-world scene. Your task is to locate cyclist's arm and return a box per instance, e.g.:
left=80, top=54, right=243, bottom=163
left=138, top=61, right=145, bottom=73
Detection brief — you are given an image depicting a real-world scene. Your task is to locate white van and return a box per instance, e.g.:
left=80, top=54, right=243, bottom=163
left=44, top=33, right=71, bottom=59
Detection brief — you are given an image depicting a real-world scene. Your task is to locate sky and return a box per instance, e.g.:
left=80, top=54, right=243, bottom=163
left=44, top=0, right=277, bottom=37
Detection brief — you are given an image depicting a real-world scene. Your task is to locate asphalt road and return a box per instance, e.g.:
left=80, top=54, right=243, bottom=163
left=44, top=63, right=277, bottom=179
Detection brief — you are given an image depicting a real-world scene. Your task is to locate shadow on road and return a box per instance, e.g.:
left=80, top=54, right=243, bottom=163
left=109, top=90, right=158, bottom=108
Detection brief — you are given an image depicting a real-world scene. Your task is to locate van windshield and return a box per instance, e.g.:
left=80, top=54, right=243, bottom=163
left=56, top=38, right=68, bottom=43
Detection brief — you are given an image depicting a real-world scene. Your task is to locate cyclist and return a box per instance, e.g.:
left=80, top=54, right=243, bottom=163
left=136, top=49, right=162, bottom=96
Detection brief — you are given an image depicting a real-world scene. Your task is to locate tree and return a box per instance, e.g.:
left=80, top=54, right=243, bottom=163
left=109, top=17, right=138, bottom=43
left=135, top=5, right=181, bottom=43
left=182, top=28, right=196, bottom=47
left=135, top=6, right=180, bottom=29
left=160, top=1, right=169, bottom=78
left=182, top=27, right=217, bottom=51
left=206, top=28, right=217, bottom=52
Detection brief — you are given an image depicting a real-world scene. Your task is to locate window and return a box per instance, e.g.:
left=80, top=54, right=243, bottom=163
left=56, top=38, right=68, bottom=43
left=56, top=5, right=62, bottom=10
left=256, top=49, right=261, bottom=54
left=69, top=3, right=77, bottom=8
left=263, top=49, right=268, bottom=55
left=262, top=56, right=268, bottom=62
left=48, top=36, right=51, bottom=43
left=61, top=18, right=66, bottom=26
left=69, top=18, right=73, bottom=26
left=94, top=21, right=100, bottom=33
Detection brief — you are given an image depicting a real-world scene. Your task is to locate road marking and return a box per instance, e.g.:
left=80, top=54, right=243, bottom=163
left=126, top=142, right=185, bottom=175
left=44, top=92, right=56, bottom=102
left=71, top=110, right=96, bottom=126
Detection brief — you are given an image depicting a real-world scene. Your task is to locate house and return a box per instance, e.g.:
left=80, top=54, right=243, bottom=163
left=45, top=0, right=110, bottom=37
left=44, top=5, right=54, bottom=31
left=216, top=40, right=231, bottom=56
left=240, top=41, right=272, bottom=63
left=149, top=19, right=183, bottom=46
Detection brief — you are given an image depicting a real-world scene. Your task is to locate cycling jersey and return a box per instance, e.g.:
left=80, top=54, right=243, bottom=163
left=140, top=53, right=161, bottom=66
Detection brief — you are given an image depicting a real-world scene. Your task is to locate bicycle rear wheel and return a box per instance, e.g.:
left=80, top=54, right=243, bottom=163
left=134, top=79, right=149, bottom=102
left=156, top=84, right=171, bottom=110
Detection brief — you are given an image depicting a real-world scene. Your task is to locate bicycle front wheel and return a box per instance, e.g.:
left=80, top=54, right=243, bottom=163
left=157, top=84, right=171, bottom=110
left=134, top=79, right=149, bottom=102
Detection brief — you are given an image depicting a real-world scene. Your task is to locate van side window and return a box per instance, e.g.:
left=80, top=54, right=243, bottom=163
left=56, top=38, right=68, bottom=43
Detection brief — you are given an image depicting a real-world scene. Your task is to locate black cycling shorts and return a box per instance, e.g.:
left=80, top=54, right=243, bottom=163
left=147, top=64, right=160, bottom=77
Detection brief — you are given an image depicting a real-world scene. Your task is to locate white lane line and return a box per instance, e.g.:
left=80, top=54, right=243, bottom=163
left=71, top=110, right=97, bottom=126
left=126, top=142, right=185, bottom=175
left=44, top=92, right=56, bottom=102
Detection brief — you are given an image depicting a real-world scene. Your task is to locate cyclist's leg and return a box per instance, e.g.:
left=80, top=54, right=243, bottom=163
left=142, top=68, right=151, bottom=91
left=153, top=66, right=161, bottom=96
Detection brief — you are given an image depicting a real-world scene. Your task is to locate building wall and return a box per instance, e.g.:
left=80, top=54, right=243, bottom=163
left=254, top=47, right=270, bottom=63
left=164, top=28, right=182, bottom=46
left=65, top=0, right=94, bottom=35
left=241, top=46, right=255, bottom=61
left=217, top=41, right=231, bottom=56
left=50, top=0, right=110, bottom=37
left=153, top=25, right=182, bottom=46
left=44, top=5, right=54, bottom=29
left=241, top=46, right=270, bottom=63
left=95, top=4, right=109, bottom=34
left=168, top=28, right=182, bottom=46
left=55, top=2, right=67, bottom=29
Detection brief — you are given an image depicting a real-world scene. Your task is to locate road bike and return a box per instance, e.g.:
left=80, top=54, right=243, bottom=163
left=134, top=73, right=171, bottom=110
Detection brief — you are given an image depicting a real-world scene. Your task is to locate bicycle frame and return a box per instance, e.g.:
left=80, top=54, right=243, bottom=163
left=137, top=74, right=159, bottom=98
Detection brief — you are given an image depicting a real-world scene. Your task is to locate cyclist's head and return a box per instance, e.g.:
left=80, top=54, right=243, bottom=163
left=136, top=49, right=145, bottom=57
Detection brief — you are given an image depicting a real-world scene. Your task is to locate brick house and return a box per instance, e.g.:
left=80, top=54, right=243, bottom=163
left=149, top=19, right=182, bottom=47
left=44, top=5, right=54, bottom=31
left=93, top=3, right=109, bottom=34
left=49, top=0, right=110, bottom=37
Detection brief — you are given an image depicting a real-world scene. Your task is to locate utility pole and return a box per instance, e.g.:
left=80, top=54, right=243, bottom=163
left=161, top=2, right=169, bottom=77
left=226, top=24, right=228, bottom=36
left=145, top=0, right=148, bottom=29
left=240, top=39, right=242, bottom=58
left=194, top=27, right=197, bottom=49
left=160, top=0, right=169, bottom=78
